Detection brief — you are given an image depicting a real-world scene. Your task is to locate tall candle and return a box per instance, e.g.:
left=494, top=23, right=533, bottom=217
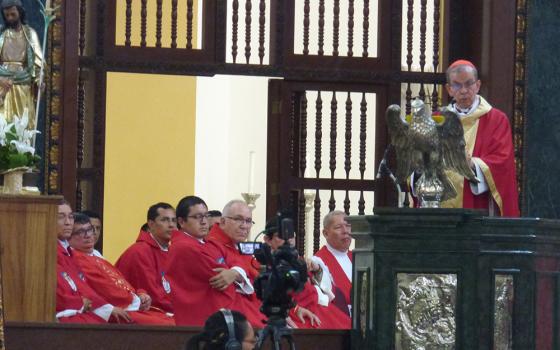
left=248, top=151, right=255, bottom=193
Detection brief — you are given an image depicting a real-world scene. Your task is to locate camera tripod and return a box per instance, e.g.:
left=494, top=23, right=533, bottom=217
left=255, top=316, right=296, bottom=350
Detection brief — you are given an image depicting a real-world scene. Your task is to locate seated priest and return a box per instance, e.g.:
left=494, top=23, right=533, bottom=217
left=262, top=219, right=350, bottom=329
left=69, top=213, right=175, bottom=325
left=56, top=200, right=112, bottom=324
left=207, top=200, right=261, bottom=281
left=79, top=210, right=103, bottom=256
left=115, top=202, right=176, bottom=314
left=166, top=195, right=265, bottom=327
left=207, top=210, right=222, bottom=228
left=313, top=210, right=353, bottom=317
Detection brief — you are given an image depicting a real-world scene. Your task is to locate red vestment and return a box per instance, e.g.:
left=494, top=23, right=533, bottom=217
left=291, top=280, right=351, bottom=329
left=166, top=230, right=265, bottom=327
left=72, top=250, right=175, bottom=325
left=207, top=224, right=260, bottom=281
left=314, top=246, right=352, bottom=316
left=56, top=242, right=107, bottom=324
left=115, top=230, right=173, bottom=313
left=461, top=108, right=520, bottom=217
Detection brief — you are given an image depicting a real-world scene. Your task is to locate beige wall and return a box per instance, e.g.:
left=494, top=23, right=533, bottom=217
left=103, top=72, right=197, bottom=263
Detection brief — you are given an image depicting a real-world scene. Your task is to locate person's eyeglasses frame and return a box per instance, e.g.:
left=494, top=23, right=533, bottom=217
left=224, top=216, right=255, bottom=226
left=72, top=225, right=95, bottom=238
left=186, top=213, right=210, bottom=222
left=449, top=79, right=478, bottom=92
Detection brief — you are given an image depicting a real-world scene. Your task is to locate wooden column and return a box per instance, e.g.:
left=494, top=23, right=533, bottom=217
left=0, top=195, right=61, bottom=322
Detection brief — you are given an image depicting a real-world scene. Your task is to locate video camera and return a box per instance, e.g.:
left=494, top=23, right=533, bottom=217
left=252, top=212, right=308, bottom=319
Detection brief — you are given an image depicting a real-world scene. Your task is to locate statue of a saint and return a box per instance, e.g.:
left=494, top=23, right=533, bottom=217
left=0, top=0, right=42, bottom=129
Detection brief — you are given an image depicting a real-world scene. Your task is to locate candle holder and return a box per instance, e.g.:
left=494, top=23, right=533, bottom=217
left=241, top=192, right=261, bottom=211
left=304, top=190, right=315, bottom=212
left=303, top=190, right=316, bottom=258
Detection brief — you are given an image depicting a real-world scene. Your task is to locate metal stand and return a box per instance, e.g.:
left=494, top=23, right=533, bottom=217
left=255, top=317, right=296, bottom=350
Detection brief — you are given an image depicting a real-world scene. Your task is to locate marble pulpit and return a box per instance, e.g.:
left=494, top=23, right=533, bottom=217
left=349, top=208, right=560, bottom=349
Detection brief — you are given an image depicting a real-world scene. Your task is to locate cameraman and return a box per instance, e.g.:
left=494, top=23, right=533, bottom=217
left=262, top=220, right=350, bottom=329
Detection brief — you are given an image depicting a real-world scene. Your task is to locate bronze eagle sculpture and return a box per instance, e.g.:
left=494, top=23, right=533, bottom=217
left=386, top=99, right=478, bottom=207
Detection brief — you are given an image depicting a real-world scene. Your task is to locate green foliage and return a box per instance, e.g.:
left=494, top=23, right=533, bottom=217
left=0, top=141, right=40, bottom=172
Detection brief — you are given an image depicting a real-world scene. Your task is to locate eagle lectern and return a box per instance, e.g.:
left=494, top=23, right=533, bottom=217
left=349, top=208, right=560, bottom=349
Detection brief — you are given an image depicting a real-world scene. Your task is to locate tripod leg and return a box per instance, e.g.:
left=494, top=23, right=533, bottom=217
left=288, top=337, right=296, bottom=350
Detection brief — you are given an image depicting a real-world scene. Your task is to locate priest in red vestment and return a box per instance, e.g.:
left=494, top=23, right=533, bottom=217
left=115, top=202, right=176, bottom=314
left=411, top=59, right=519, bottom=216
left=167, top=196, right=264, bottom=327
left=314, top=210, right=353, bottom=317
left=56, top=201, right=111, bottom=324
left=69, top=213, right=175, bottom=325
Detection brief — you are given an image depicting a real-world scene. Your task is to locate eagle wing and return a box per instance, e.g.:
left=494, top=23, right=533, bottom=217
left=385, top=104, right=415, bottom=181
left=437, top=108, right=479, bottom=182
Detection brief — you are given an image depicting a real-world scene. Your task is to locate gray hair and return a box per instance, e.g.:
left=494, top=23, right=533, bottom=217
left=222, top=199, right=249, bottom=217
left=323, top=210, right=347, bottom=229
left=446, top=64, right=478, bottom=83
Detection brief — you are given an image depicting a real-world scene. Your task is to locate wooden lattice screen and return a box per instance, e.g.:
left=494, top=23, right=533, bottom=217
left=53, top=0, right=524, bottom=253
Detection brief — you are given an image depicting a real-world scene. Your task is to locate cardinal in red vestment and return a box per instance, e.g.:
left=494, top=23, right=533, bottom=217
left=411, top=59, right=519, bottom=216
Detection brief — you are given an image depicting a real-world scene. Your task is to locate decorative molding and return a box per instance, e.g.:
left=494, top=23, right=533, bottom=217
left=493, top=274, right=514, bottom=349
left=45, top=0, right=64, bottom=195
left=513, top=0, right=528, bottom=211
left=395, top=273, right=457, bottom=349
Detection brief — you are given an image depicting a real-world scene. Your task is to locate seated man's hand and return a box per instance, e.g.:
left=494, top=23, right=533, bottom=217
left=81, top=297, right=92, bottom=312
left=111, top=306, right=132, bottom=323
left=305, top=258, right=320, bottom=273
left=295, top=306, right=321, bottom=327
left=138, top=293, right=152, bottom=311
left=210, top=268, right=240, bottom=291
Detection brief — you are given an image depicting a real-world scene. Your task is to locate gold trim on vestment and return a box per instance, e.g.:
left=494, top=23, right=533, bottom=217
left=441, top=96, right=492, bottom=208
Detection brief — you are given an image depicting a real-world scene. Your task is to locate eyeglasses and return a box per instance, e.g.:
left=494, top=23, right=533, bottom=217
left=449, top=80, right=477, bottom=92
left=225, top=216, right=255, bottom=226
left=187, top=213, right=209, bottom=221
left=73, top=226, right=94, bottom=237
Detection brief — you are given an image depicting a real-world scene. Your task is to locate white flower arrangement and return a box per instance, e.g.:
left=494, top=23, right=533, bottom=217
left=0, top=108, right=40, bottom=173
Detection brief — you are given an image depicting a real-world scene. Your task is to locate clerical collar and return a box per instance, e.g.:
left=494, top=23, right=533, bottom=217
left=326, top=242, right=348, bottom=256
left=451, top=95, right=480, bottom=116
left=149, top=232, right=169, bottom=251
left=182, top=230, right=205, bottom=244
